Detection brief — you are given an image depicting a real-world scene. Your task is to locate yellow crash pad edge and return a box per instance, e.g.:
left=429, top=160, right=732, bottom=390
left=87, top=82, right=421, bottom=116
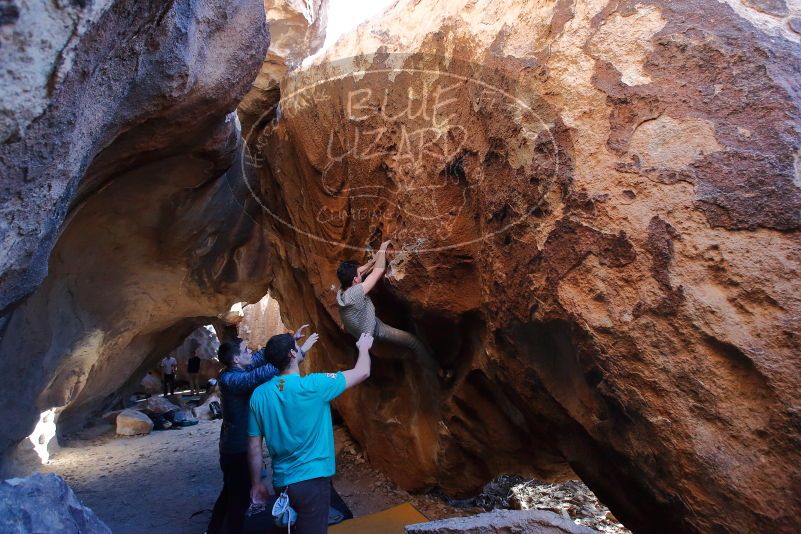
left=329, top=502, right=429, bottom=534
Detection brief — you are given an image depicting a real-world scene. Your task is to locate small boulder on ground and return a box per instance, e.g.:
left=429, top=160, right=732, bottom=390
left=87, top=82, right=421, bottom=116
left=165, top=394, right=190, bottom=409
left=405, top=509, right=599, bottom=534
left=193, top=390, right=221, bottom=420
left=115, top=409, right=154, bottom=436
left=0, top=472, right=111, bottom=533
left=145, top=396, right=182, bottom=414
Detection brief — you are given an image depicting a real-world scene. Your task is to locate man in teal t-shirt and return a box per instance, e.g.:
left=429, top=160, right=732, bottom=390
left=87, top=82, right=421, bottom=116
left=247, top=331, right=374, bottom=534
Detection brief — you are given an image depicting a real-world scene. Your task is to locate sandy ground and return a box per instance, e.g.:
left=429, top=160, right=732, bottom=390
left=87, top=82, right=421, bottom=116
left=41, top=420, right=470, bottom=533
left=43, top=420, right=224, bottom=534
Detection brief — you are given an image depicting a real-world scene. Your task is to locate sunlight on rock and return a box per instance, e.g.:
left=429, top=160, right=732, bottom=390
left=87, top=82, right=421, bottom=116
left=27, top=408, right=58, bottom=465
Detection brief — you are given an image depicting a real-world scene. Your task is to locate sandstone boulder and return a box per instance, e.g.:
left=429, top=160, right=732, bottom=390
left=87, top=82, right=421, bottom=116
left=145, top=397, right=182, bottom=415
left=0, top=473, right=110, bottom=534
left=239, top=293, right=286, bottom=350
left=1, top=1, right=800, bottom=533
left=168, top=326, right=222, bottom=384
left=100, top=410, right=122, bottom=425
left=115, top=410, right=154, bottom=436
left=238, top=0, right=329, bottom=134
left=507, top=480, right=625, bottom=534
left=245, top=0, right=801, bottom=532
left=405, top=509, right=598, bottom=534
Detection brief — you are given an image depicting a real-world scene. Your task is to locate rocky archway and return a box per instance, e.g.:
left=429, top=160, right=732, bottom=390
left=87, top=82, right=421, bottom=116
left=0, top=0, right=274, bottom=472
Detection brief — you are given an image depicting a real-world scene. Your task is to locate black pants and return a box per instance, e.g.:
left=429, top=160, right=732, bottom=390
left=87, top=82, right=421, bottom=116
left=162, top=373, right=175, bottom=396
left=244, top=478, right=349, bottom=534
left=281, top=477, right=331, bottom=534
left=208, top=452, right=250, bottom=534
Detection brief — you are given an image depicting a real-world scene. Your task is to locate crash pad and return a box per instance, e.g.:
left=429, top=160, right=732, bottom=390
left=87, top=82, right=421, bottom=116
left=328, top=502, right=428, bottom=534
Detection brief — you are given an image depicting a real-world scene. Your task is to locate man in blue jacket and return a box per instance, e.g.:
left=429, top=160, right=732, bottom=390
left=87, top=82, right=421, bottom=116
left=208, top=328, right=318, bottom=534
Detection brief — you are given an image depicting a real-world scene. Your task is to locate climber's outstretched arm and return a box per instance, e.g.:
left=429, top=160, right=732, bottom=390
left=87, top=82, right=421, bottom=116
left=361, top=240, right=390, bottom=295
left=357, top=257, right=376, bottom=277
left=342, top=333, right=373, bottom=388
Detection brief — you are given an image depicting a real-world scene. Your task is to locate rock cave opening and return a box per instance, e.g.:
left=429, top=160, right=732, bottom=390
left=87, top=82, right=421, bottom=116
left=17, top=293, right=286, bottom=464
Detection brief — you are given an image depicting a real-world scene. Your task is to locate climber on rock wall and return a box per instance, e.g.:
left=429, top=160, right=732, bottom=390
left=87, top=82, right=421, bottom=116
left=208, top=329, right=319, bottom=534
left=336, top=240, right=440, bottom=376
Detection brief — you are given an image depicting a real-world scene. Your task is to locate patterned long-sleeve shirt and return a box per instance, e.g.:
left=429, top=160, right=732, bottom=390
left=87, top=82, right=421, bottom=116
left=218, top=349, right=279, bottom=455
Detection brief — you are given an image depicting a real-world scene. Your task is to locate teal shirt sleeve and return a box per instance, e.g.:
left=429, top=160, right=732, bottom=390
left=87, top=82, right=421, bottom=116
left=311, top=372, right=346, bottom=402
left=247, top=397, right=263, bottom=438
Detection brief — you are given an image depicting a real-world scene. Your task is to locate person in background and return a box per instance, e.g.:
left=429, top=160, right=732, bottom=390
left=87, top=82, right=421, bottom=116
left=187, top=348, right=201, bottom=396
left=160, top=353, right=177, bottom=397
left=208, top=327, right=318, bottom=534
left=247, top=332, right=373, bottom=534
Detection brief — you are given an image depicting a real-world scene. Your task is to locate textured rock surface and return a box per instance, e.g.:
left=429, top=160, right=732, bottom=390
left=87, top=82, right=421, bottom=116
left=238, top=293, right=286, bottom=349
left=166, top=326, right=222, bottom=384
left=405, top=509, right=598, bottom=534
left=143, top=397, right=182, bottom=415
left=0, top=473, right=111, bottom=533
left=115, top=410, right=153, bottom=436
left=238, top=0, right=329, bottom=134
left=246, top=1, right=801, bottom=533
left=139, top=372, right=163, bottom=395
left=0, top=0, right=272, bottom=474
left=1, top=0, right=800, bottom=532
left=1, top=0, right=263, bottom=311
left=507, top=480, right=627, bottom=534
left=449, top=475, right=627, bottom=534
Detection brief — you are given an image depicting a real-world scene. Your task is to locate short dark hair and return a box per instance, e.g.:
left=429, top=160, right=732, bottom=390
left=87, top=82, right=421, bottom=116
left=265, top=333, right=295, bottom=371
left=218, top=337, right=243, bottom=368
left=337, top=261, right=359, bottom=289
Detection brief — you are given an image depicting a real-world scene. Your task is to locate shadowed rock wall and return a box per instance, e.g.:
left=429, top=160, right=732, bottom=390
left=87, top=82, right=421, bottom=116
left=0, top=0, right=272, bottom=473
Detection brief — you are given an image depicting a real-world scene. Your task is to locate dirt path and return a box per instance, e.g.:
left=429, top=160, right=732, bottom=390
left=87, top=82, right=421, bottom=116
left=42, top=421, right=468, bottom=533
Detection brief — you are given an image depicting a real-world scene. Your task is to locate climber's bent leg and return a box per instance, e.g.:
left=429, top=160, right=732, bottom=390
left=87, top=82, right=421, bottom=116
left=374, top=319, right=437, bottom=371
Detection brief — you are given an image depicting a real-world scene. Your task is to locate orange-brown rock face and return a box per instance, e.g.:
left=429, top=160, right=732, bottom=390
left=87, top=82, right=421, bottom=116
left=245, top=1, right=801, bottom=532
